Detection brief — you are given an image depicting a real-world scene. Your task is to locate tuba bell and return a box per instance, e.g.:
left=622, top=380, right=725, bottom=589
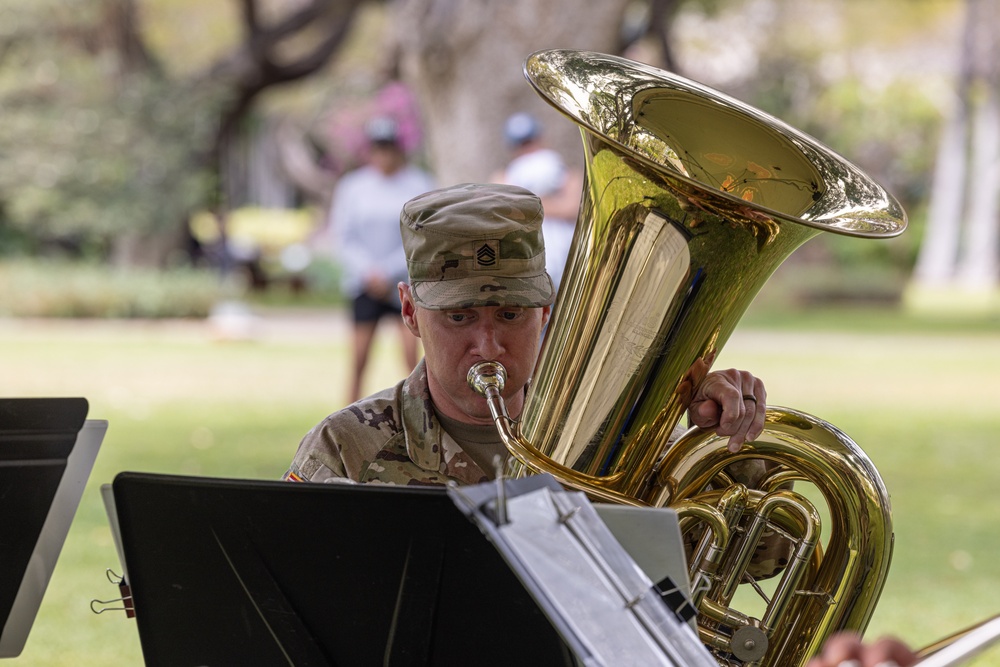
left=469, top=49, right=906, bottom=666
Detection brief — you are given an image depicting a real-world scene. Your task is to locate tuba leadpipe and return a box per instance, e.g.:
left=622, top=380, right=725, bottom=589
left=469, top=49, right=905, bottom=666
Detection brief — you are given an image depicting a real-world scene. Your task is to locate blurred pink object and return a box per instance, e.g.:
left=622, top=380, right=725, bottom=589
left=324, top=81, right=425, bottom=173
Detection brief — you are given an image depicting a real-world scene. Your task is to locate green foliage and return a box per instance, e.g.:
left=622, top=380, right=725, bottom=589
left=294, top=256, right=346, bottom=304
left=810, top=87, right=930, bottom=276
left=707, top=1, right=950, bottom=282
left=0, top=259, right=235, bottom=318
left=742, top=65, right=937, bottom=273
left=809, top=78, right=940, bottom=208
left=242, top=257, right=347, bottom=309
left=735, top=78, right=931, bottom=281
left=0, top=0, right=221, bottom=258
left=0, top=0, right=957, bottom=303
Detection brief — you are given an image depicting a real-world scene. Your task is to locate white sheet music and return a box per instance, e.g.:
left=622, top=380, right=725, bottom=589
left=473, top=483, right=716, bottom=667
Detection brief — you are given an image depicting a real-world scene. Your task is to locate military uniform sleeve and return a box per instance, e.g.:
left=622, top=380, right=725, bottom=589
left=284, top=422, right=351, bottom=483
left=284, top=389, right=402, bottom=483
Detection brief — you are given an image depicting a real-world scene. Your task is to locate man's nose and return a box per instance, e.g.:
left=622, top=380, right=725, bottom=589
left=474, top=320, right=504, bottom=359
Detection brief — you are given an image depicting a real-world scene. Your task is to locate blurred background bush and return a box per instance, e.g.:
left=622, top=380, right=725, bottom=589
left=0, top=260, right=228, bottom=318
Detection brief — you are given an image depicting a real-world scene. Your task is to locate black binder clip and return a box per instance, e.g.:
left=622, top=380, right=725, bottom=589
left=89, top=568, right=135, bottom=618
left=654, top=575, right=699, bottom=624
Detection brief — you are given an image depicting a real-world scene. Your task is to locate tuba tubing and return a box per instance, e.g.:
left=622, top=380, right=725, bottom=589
left=658, top=409, right=893, bottom=665
left=469, top=49, right=906, bottom=666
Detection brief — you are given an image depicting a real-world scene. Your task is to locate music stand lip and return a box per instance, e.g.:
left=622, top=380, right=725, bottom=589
left=0, top=397, right=98, bottom=658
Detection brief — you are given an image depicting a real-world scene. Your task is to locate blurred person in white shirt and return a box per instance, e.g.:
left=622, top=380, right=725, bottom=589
left=325, top=116, right=436, bottom=402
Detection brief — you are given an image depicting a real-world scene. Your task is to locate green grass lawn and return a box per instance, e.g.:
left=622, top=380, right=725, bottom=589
left=2, top=307, right=1000, bottom=665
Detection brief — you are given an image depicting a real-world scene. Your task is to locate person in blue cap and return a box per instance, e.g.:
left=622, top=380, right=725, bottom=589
left=493, top=112, right=583, bottom=291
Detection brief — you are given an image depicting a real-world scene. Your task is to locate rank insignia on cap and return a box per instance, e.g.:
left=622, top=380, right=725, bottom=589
left=475, top=241, right=498, bottom=269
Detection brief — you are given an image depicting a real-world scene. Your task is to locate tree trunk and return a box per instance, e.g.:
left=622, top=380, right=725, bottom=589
left=911, top=99, right=969, bottom=287
left=203, top=0, right=368, bottom=200
left=957, top=84, right=1000, bottom=289
left=909, top=0, right=1000, bottom=303
left=392, top=0, right=632, bottom=185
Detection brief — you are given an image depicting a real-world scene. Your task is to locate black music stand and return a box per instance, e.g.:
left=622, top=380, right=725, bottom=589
left=112, top=473, right=577, bottom=667
left=0, top=397, right=102, bottom=657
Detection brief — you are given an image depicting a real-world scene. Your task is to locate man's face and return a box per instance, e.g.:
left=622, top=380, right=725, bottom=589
left=399, top=284, right=550, bottom=424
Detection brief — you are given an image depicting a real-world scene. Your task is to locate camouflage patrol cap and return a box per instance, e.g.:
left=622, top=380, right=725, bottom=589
left=400, top=182, right=555, bottom=310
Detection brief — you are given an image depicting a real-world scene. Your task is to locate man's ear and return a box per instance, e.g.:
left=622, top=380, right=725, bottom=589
left=399, top=283, right=420, bottom=337
left=540, top=304, right=552, bottom=329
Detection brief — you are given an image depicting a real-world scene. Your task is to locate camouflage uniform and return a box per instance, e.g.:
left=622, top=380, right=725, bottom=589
left=285, top=359, right=493, bottom=486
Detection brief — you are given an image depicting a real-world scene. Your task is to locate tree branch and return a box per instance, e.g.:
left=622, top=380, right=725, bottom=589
left=201, top=0, right=368, bottom=181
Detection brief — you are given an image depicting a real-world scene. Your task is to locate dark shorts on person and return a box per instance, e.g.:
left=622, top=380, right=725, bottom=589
left=352, top=292, right=401, bottom=324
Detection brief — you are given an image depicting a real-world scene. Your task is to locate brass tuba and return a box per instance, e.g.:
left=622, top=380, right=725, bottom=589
left=469, top=49, right=906, bottom=666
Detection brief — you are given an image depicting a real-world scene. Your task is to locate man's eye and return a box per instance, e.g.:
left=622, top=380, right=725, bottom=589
left=499, top=310, right=521, bottom=321
left=448, top=313, right=468, bottom=323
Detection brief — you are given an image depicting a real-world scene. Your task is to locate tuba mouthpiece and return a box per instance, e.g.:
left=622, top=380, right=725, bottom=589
left=467, top=361, right=507, bottom=398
